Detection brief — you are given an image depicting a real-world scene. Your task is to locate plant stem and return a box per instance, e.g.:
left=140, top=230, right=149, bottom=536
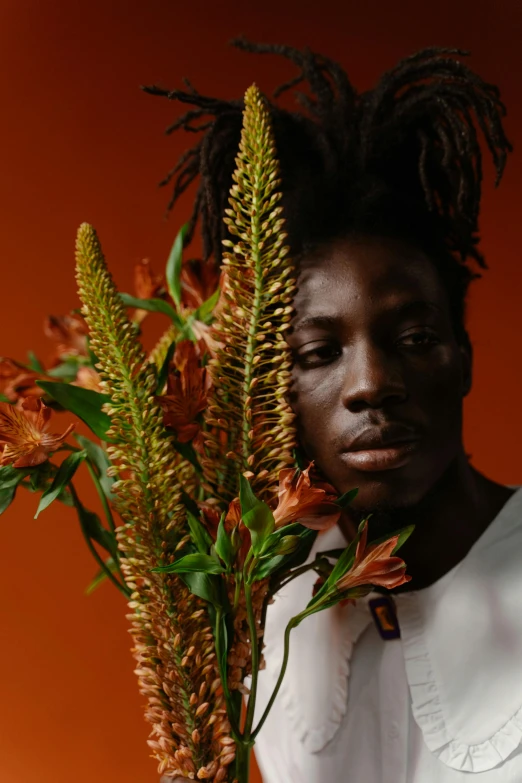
left=85, top=459, right=116, bottom=532
left=84, top=459, right=126, bottom=585
left=234, top=739, right=253, bottom=783
left=233, top=572, right=242, bottom=611
left=243, top=581, right=259, bottom=739
left=70, top=484, right=131, bottom=599
left=251, top=616, right=297, bottom=740
left=272, top=556, right=329, bottom=594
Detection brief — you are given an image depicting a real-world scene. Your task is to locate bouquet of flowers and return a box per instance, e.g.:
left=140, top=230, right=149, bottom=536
left=0, top=85, right=412, bottom=782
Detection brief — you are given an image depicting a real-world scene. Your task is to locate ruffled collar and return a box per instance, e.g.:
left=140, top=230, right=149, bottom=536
left=262, top=487, right=522, bottom=772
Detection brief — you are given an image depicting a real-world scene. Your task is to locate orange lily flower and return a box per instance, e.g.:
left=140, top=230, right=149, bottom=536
left=0, top=359, right=44, bottom=402
left=44, top=313, right=89, bottom=360
left=155, top=340, right=211, bottom=443
left=0, top=397, right=75, bottom=468
left=336, top=521, right=411, bottom=592
left=273, top=464, right=342, bottom=531
left=133, top=259, right=165, bottom=324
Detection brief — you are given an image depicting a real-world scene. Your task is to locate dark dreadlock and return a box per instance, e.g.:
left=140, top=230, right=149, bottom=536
left=143, top=38, right=512, bottom=341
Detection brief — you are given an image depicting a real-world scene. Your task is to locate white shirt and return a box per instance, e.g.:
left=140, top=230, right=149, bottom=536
left=254, top=486, right=522, bottom=783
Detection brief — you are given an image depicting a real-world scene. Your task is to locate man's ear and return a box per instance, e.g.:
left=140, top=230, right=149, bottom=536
left=460, top=332, right=473, bottom=397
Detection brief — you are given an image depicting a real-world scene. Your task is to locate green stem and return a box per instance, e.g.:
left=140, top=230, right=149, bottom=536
left=234, top=739, right=253, bottom=783
left=70, top=484, right=131, bottom=599
left=84, top=459, right=126, bottom=586
left=251, top=616, right=298, bottom=740
left=85, top=460, right=116, bottom=533
left=233, top=572, right=242, bottom=611
left=271, top=556, right=329, bottom=594
left=243, top=581, right=260, bottom=739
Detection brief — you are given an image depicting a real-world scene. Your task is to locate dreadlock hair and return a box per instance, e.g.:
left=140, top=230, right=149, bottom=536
left=143, top=38, right=512, bottom=344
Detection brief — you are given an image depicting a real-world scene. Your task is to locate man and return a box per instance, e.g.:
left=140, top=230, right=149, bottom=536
left=156, top=40, right=520, bottom=782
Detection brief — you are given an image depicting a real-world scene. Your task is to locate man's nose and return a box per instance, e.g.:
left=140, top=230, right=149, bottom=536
left=341, top=343, right=407, bottom=412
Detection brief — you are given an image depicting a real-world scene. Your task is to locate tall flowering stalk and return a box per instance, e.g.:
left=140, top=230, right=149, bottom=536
left=75, top=225, right=231, bottom=780
left=202, top=85, right=296, bottom=506
left=0, top=82, right=413, bottom=783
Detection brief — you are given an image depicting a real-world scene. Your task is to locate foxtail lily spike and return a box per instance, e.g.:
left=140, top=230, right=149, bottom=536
left=202, top=84, right=297, bottom=504
left=75, top=224, right=232, bottom=780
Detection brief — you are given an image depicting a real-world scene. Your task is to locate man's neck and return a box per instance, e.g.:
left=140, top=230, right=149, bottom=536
left=341, top=454, right=515, bottom=592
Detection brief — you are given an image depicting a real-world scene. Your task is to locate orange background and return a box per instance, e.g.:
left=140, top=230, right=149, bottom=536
left=1, top=2, right=521, bottom=782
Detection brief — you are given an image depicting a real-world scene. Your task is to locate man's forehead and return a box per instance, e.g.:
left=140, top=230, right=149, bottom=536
left=295, top=239, right=445, bottom=308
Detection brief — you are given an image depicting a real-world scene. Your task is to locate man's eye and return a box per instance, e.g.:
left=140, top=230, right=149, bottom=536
left=296, top=342, right=341, bottom=368
left=398, top=329, right=440, bottom=347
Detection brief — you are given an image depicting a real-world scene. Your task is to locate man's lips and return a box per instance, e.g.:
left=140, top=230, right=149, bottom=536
left=339, top=424, right=422, bottom=472
left=340, top=439, right=420, bottom=472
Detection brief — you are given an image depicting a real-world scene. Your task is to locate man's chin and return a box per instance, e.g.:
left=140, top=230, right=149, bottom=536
left=337, top=470, right=434, bottom=515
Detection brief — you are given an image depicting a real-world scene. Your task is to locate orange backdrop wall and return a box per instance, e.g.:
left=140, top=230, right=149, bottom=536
left=1, top=2, right=521, bottom=782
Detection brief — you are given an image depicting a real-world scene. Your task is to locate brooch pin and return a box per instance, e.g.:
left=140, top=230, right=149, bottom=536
left=368, top=595, right=401, bottom=640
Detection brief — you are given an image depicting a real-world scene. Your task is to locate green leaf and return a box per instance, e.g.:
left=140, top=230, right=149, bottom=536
left=0, top=393, right=10, bottom=403
left=239, top=473, right=258, bottom=515
left=0, top=465, right=31, bottom=490
left=151, top=553, right=225, bottom=575
left=85, top=557, right=117, bottom=595
left=155, top=340, right=176, bottom=394
left=165, top=223, right=188, bottom=309
left=242, top=502, right=275, bottom=555
left=75, top=500, right=118, bottom=558
left=37, top=381, right=113, bottom=441
left=29, top=461, right=58, bottom=492
left=307, top=525, right=363, bottom=607
left=0, top=484, right=17, bottom=515
left=193, top=288, right=220, bottom=323
left=74, top=434, right=114, bottom=501
left=215, top=513, right=233, bottom=567
left=238, top=473, right=276, bottom=554
left=181, top=571, right=223, bottom=608
left=252, top=554, right=286, bottom=580
left=46, top=358, right=82, bottom=380
left=336, top=487, right=359, bottom=508
left=187, top=510, right=213, bottom=554
left=35, top=450, right=87, bottom=518
left=27, top=351, right=45, bottom=373
left=119, top=293, right=183, bottom=328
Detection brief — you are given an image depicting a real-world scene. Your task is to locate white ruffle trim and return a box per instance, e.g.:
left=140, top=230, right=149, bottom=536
left=399, top=592, right=522, bottom=772
left=279, top=597, right=372, bottom=753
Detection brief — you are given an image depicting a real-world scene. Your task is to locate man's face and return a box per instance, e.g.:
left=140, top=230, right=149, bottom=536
left=287, top=236, right=471, bottom=512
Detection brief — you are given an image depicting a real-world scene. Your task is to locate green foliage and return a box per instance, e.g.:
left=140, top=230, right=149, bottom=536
left=165, top=223, right=188, bottom=310
left=26, top=351, right=44, bottom=373
left=34, top=450, right=87, bottom=518
left=215, top=514, right=233, bottom=568
left=37, top=381, right=112, bottom=441
left=74, top=497, right=118, bottom=559
left=119, top=293, right=182, bottom=326
left=336, top=488, right=359, bottom=508
left=152, top=553, right=225, bottom=575
left=85, top=556, right=117, bottom=595
left=239, top=474, right=275, bottom=555
left=186, top=510, right=213, bottom=554
left=0, top=485, right=17, bottom=515
left=74, top=434, right=114, bottom=501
